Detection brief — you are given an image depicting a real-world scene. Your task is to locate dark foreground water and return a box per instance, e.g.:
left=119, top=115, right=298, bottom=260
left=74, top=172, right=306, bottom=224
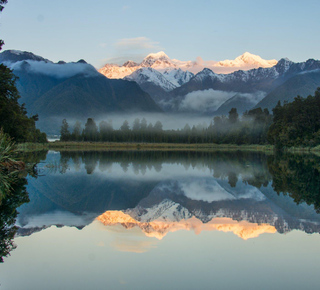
left=1, top=150, right=320, bottom=290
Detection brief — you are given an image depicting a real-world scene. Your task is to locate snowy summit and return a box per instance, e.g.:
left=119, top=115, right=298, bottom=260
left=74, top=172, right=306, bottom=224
left=98, top=51, right=278, bottom=79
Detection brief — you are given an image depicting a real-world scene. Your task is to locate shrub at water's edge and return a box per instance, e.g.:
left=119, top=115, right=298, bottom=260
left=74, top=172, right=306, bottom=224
left=0, top=129, right=23, bottom=201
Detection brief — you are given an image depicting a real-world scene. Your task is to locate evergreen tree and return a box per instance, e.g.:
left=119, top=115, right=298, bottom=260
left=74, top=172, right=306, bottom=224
left=120, top=120, right=130, bottom=131
left=141, top=118, right=147, bottom=131
left=228, top=108, right=239, bottom=124
left=132, top=118, right=141, bottom=131
left=0, top=1, right=6, bottom=51
left=99, top=120, right=113, bottom=141
left=154, top=121, right=163, bottom=131
left=120, top=120, right=130, bottom=142
left=72, top=121, right=82, bottom=141
left=84, top=118, right=98, bottom=141
left=60, top=119, right=70, bottom=141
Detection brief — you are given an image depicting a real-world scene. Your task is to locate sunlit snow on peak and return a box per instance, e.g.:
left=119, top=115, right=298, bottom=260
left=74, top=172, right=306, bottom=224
left=145, top=51, right=169, bottom=59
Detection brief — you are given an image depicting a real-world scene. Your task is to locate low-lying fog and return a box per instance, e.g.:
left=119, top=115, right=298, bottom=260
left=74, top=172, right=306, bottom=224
left=40, top=112, right=216, bottom=135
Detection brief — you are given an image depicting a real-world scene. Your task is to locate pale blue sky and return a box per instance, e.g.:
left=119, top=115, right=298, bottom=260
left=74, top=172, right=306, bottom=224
left=1, top=0, right=319, bottom=68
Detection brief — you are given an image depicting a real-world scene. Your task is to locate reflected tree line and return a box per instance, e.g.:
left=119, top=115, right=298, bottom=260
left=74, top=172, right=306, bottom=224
left=57, top=150, right=320, bottom=212
left=58, top=150, right=272, bottom=187
left=0, top=145, right=45, bottom=262
left=2, top=149, right=320, bottom=262
left=268, top=153, right=320, bottom=213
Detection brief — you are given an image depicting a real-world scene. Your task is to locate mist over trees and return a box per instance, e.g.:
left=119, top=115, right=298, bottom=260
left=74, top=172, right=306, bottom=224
left=59, top=88, right=320, bottom=149
left=60, top=107, right=272, bottom=144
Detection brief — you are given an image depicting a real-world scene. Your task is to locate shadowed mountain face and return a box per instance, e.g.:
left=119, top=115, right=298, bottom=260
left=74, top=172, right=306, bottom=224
left=254, top=70, right=320, bottom=111
left=13, top=64, right=162, bottom=118
left=30, top=74, right=162, bottom=117
left=15, top=151, right=320, bottom=240
left=0, top=50, right=162, bottom=128
left=170, top=59, right=320, bottom=98
left=2, top=50, right=320, bottom=120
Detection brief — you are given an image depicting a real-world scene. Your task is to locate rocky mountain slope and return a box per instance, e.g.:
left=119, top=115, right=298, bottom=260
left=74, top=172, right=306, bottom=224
left=0, top=50, right=162, bottom=122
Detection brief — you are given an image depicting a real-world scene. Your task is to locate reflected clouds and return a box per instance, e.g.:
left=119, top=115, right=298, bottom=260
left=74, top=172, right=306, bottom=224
left=14, top=150, right=320, bottom=254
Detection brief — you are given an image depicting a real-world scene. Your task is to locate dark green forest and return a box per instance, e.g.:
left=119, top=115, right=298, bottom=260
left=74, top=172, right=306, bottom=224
left=268, top=153, right=320, bottom=213
left=268, top=88, right=320, bottom=148
left=60, top=107, right=272, bottom=145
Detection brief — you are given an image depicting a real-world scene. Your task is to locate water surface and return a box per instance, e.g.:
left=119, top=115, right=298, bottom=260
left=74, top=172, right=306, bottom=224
left=1, top=151, right=320, bottom=290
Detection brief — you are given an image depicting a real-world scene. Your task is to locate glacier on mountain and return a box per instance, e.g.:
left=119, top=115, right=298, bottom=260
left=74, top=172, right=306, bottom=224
left=98, top=51, right=278, bottom=80
left=125, top=67, right=177, bottom=92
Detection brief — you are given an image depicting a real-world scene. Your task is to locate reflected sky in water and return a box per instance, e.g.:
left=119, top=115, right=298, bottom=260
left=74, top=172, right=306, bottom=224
left=1, top=150, right=320, bottom=289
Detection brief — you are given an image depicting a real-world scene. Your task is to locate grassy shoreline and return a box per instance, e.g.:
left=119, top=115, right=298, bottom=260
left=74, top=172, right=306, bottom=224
left=16, top=141, right=320, bottom=153
left=17, top=141, right=274, bottom=152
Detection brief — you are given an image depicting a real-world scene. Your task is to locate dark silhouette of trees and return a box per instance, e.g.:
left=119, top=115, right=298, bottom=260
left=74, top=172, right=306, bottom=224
left=60, top=119, right=70, bottom=141
left=268, top=153, right=320, bottom=213
left=268, top=88, right=320, bottom=149
left=0, top=0, right=47, bottom=143
left=61, top=107, right=274, bottom=145
left=228, top=108, right=239, bottom=124
left=84, top=118, right=98, bottom=141
left=72, top=121, right=82, bottom=141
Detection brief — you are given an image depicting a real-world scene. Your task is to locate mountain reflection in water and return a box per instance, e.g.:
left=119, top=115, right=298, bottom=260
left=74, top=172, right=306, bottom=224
left=97, top=211, right=277, bottom=240
left=13, top=150, right=320, bottom=249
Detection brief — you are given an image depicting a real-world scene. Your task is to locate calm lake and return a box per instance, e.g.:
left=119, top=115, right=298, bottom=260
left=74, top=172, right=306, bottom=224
left=1, top=150, right=320, bottom=290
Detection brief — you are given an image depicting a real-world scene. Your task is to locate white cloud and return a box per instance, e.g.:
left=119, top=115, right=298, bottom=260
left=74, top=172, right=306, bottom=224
left=9, top=60, right=98, bottom=78
left=179, top=179, right=235, bottom=202
left=179, top=89, right=235, bottom=112
left=158, top=178, right=266, bottom=203
left=235, top=92, right=266, bottom=105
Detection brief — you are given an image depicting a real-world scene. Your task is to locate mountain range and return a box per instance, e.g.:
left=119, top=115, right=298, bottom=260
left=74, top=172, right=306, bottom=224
left=0, top=50, right=161, bottom=131
left=17, top=161, right=320, bottom=240
left=14, top=150, right=320, bottom=242
left=99, top=52, right=320, bottom=114
left=99, top=51, right=278, bottom=78
left=1, top=49, right=320, bottom=133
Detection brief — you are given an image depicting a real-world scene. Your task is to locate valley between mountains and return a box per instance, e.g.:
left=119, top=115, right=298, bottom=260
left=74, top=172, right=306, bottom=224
left=1, top=49, right=320, bottom=133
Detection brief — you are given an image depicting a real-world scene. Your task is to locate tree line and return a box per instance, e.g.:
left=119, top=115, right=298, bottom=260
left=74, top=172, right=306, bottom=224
left=60, top=107, right=272, bottom=144
left=267, top=88, right=320, bottom=149
left=60, top=88, right=320, bottom=149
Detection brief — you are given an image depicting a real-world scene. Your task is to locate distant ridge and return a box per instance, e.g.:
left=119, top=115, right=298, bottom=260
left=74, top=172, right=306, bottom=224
left=98, top=51, right=278, bottom=79
left=0, top=50, right=162, bottom=120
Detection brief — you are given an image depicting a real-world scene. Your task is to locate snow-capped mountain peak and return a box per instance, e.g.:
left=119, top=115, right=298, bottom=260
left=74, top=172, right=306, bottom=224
left=194, top=68, right=219, bottom=81
left=218, top=52, right=277, bottom=68
left=125, top=67, right=177, bottom=92
left=98, top=51, right=279, bottom=79
left=124, top=66, right=195, bottom=93
left=141, top=51, right=175, bottom=68
left=123, top=60, right=139, bottom=67
left=145, top=51, right=169, bottom=59
left=162, top=68, right=194, bottom=87
left=274, top=58, right=294, bottom=74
